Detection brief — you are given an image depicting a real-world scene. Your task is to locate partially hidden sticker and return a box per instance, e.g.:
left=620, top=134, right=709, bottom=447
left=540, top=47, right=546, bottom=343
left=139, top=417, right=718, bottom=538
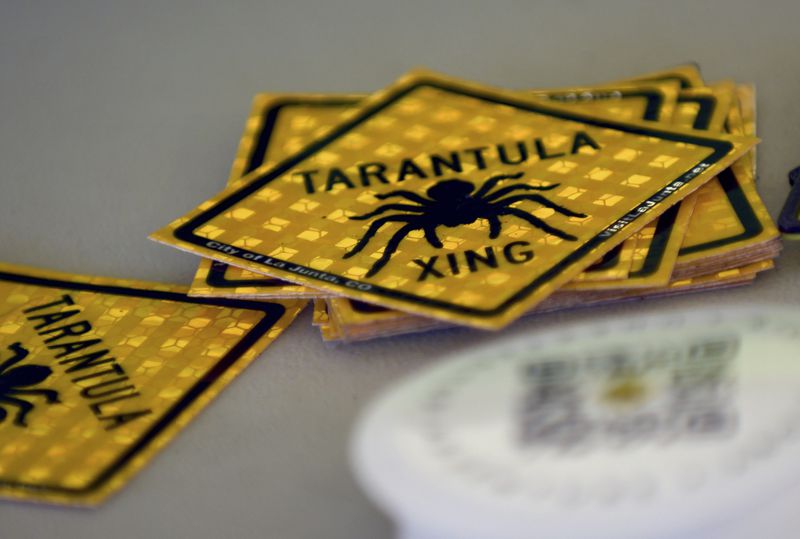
left=676, top=84, right=779, bottom=270
left=188, top=94, right=361, bottom=299
left=321, top=259, right=773, bottom=342
left=564, top=80, right=735, bottom=291
left=0, top=261, right=305, bottom=505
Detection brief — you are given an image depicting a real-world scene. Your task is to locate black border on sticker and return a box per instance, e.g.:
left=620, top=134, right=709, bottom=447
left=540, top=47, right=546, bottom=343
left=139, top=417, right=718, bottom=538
left=205, top=259, right=285, bottom=288
left=585, top=246, right=624, bottom=272
left=541, top=89, right=664, bottom=122
left=675, top=95, right=763, bottom=256
left=206, top=97, right=360, bottom=289
left=629, top=203, right=680, bottom=277
left=635, top=72, right=696, bottom=90
left=578, top=89, right=664, bottom=272
left=627, top=93, right=716, bottom=277
left=0, top=268, right=286, bottom=498
left=171, top=78, right=733, bottom=317
left=678, top=167, right=763, bottom=255
left=679, top=94, right=716, bottom=131
left=349, top=299, right=391, bottom=314
left=209, top=90, right=667, bottom=285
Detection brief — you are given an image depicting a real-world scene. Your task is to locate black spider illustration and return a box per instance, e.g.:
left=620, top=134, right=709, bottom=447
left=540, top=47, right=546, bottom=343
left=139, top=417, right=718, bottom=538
left=0, top=342, right=60, bottom=427
left=343, top=172, right=587, bottom=277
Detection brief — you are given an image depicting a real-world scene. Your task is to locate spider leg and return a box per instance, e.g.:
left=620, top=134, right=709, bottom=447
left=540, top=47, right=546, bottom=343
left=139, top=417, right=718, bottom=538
left=0, top=395, right=34, bottom=427
left=488, top=216, right=502, bottom=239
left=473, top=172, right=525, bottom=198
left=482, top=183, right=560, bottom=202
left=423, top=224, right=442, bottom=248
left=493, top=194, right=587, bottom=217
left=8, top=388, right=60, bottom=404
left=350, top=203, right=425, bottom=221
left=0, top=342, right=29, bottom=374
left=365, top=223, right=420, bottom=277
left=344, top=215, right=415, bottom=259
left=375, top=190, right=434, bottom=205
left=498, top=208, right=579, bottom=241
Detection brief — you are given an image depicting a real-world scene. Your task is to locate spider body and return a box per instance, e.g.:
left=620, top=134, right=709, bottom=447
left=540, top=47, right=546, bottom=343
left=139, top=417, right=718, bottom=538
left=0, top=342, right=60, bottom=427
left=344, top=172, right=587, bottom=277
left=425, top=180, right=486, bottom=228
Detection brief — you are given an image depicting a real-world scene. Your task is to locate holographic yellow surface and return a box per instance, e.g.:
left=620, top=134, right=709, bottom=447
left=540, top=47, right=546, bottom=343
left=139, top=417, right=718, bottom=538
left=529, top=81, right=679, bottom=122
left=567, top=236, right=637, bottom=285
left=311, top=299, right=329, bottom=326
left=192, top=81, right=680, bottom=298
left=322, top=258, right=773, bottom=342
left=319, top=322, right=341, bottom=341
left=678, top=84, right=779, bottom=265
left=672, top=82, right=735, bottom=132
left=312, top=300, right=343, bottom=340
left=563, top=82, right=731, bottom=291
left=566, top=194, right=697, bottom=291
left=314, top=68, right=771, bottom=337
left=191, top=258, right=314, bottom=299
left=190, top=94, right=361, bottom=298
left=317, top=80, right=773, bottom=334
left=577, top=64, right=708, bottom=289
left=327, top=297, right=397, bottom=326
left=738, top=85, right=756, bottom=137
left=0, top=261, right=304, bottom=505
left=152, top=70, right=756, bottom=329
left=737, top=84, right=757, bottom=175
left=533, top=81, right=680, bottom=284
left=620, top=63, right=706, bottom=90
left=630, top=195, right=696, bottom=278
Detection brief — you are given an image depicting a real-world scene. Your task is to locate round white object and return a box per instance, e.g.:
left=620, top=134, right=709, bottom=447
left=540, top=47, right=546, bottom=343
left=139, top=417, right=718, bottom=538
left=351, top=306, right=800, bottom=539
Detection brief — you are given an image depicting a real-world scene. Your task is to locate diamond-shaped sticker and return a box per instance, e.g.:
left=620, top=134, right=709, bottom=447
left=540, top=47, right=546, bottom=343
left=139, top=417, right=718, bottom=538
left=0, top=262, right=304, bottom=505
left=152, top=70, right=756, bottom=329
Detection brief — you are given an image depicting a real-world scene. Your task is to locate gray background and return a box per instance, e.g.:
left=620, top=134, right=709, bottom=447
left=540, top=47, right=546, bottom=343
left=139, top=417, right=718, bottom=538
left=1, top=1, right=799, bottom=537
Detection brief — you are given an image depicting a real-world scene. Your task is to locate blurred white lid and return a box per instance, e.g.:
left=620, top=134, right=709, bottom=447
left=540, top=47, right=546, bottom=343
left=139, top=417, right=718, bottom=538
left=351, top=306, right=800, bottom=539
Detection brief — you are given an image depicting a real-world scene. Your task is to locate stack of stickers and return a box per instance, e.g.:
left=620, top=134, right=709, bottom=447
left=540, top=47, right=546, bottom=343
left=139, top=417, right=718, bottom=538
left=152, top=64, right=780, bottom=342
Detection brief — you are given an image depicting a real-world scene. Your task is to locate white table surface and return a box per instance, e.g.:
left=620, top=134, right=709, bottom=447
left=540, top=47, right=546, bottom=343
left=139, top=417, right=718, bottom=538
left=2, top=1, right=800, bottom=537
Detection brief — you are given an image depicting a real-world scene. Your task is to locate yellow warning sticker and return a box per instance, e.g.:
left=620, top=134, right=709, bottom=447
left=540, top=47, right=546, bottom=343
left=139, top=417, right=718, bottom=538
left=152, top=69, right=756, bottom=329
left=191, top=81, right=680, bottom=297
left=189, top=94, right=361, bottom=298
left=532, top=81, right=679, bottom=283
left=677, top=83, right=779, bottom=268
left=564, top=81, right=735, bottom=291
left=0, top=261, right=304, bottom=505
